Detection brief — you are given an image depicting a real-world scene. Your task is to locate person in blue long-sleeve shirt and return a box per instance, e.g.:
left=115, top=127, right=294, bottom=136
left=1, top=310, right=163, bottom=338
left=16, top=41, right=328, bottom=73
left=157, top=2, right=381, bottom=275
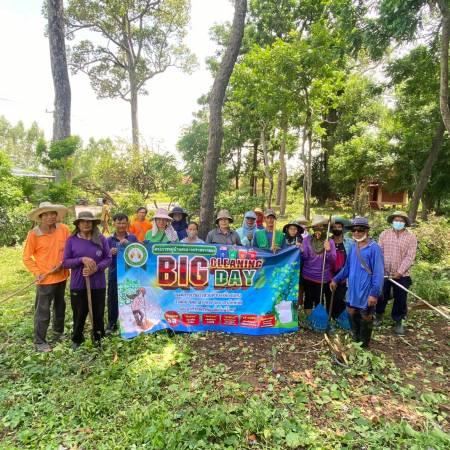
left=331, top=217, right=384, bottom=348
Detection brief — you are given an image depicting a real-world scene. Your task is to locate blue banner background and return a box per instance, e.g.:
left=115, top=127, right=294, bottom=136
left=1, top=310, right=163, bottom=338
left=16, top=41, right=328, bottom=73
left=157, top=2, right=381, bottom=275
left=117, top=243, right=300, bottom=339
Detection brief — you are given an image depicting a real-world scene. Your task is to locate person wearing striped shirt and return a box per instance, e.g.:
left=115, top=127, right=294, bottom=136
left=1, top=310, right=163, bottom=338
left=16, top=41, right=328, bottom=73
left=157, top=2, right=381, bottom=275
left=375, top=211, right=417, bottom=335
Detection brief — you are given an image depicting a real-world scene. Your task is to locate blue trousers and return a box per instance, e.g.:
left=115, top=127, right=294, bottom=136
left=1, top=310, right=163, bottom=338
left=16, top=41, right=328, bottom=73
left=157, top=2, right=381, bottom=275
left=107, top=278, right=118, bottom=329
left=376, top=276, right=411, bottom=321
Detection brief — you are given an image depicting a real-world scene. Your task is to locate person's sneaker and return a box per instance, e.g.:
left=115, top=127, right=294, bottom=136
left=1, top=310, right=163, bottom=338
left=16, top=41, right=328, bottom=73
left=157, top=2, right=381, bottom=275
left=373, top=313, right=383, bottom=327
left=71, top=342, right=81, bottom=351
left=35, top=343, right=52, bottom=353
left=394, top=320, right=405, bottom=335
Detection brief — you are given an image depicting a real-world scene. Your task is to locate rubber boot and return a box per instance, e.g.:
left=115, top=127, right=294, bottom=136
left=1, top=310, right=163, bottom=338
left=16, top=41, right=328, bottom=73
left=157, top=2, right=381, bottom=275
left=348, top=312, right=361, bottom=342
left=360, top=319, right=373, bottom=348
left=394, top=320, right=405, bottom=336
left=373, top=313, right=383, bottom=327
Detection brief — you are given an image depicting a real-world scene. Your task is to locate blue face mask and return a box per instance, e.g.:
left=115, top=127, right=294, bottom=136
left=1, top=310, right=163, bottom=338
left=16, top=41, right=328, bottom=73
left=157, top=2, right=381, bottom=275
left=392, top=221, right=405, bottom=231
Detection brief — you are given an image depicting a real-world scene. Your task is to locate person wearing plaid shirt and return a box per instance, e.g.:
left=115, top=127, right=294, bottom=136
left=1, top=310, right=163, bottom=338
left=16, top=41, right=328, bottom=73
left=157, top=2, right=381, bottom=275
left=375, top=211, right=417, bottom=335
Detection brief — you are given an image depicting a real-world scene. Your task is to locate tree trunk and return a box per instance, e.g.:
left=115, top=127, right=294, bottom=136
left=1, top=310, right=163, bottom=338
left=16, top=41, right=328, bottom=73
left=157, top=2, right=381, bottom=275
left=302, top=89, right=313, bottom=220
left=438, top=1, right=450, bottom=133
left=261, top=126, right=274, bottom=208
left=250, top=140, right=258, bottom=195
left=420, top=191, right=433, bottom=221
left=408, top=121, right=446, bottom=223
left=279, top=119, right=288, bottom=216
left=198, top=0, right=247, bottom=238
left=47, top=0, right=71, bottom=142
left=130, top=83, right=139, bottom=149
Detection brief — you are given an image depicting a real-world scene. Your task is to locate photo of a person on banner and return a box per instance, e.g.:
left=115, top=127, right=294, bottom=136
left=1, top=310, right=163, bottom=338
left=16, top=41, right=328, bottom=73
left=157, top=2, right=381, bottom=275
left=128, top=287, right=147, bottom=327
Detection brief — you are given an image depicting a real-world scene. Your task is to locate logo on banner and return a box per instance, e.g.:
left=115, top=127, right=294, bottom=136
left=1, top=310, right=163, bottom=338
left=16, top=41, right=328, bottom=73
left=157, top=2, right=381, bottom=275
left=124, top=243, right=148, bottom=268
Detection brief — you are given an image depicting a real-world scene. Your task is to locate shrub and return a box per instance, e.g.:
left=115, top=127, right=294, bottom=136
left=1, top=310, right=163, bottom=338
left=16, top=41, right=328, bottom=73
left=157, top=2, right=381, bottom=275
left=413, top=215, right=450, bottom=264
left=112, top=191, right=147, bottom=218
left=216, top=188, right=265, bottom=221
left=0, top=203, right=34, bottom=246
left=411, top=262, right=450, bottom=305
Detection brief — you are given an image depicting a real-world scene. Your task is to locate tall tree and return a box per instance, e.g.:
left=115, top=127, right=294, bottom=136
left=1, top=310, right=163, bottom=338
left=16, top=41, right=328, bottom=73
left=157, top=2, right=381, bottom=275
left=67, top=0, right=196, bottom=148
left=47, top=0, right=71, bottom=141
left=198, top=0, right=247, bottom=239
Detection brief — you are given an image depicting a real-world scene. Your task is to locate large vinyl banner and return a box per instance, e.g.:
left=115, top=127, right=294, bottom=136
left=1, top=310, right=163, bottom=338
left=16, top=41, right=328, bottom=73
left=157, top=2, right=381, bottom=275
left=117, top=243, right=300, bottom=339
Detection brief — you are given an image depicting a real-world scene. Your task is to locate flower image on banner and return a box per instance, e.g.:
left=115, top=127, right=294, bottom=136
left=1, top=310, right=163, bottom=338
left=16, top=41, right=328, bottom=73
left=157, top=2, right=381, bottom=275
left=117, top=243, right=301, bottom=338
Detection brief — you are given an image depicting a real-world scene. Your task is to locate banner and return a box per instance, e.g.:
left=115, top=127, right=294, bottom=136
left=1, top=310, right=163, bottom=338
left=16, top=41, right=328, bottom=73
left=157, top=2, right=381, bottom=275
left=117, top=243, right=300, bottom=339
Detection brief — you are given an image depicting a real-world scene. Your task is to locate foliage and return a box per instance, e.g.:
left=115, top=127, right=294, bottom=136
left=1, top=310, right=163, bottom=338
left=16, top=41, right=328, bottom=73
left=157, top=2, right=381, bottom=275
left=40, top=180, right=81, bottom=206
left=37, top=135, right=82, bottom=178
left=0, top=203, right=33, bottom=246
left=126, top=148, right=181, bottom=200
left=414, top=215, right=450, bottom=264
left=0, top=116, right=44, bottom=170
left=112, top=191, right=147, bottom=219
left=216, top=188, right=265, bottom=220
left=411, top=262, right=450, bottom=306
left=0, top=247, right=449, bottom=449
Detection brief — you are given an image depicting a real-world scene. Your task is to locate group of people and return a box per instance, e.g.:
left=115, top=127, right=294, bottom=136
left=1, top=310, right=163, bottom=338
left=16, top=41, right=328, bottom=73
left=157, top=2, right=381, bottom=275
left=23, top=200, right=417, bottom=352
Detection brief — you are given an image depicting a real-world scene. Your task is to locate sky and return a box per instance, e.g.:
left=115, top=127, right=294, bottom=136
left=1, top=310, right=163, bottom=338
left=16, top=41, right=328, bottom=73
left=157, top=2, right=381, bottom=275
left=0, top=0, right=233, bottom=154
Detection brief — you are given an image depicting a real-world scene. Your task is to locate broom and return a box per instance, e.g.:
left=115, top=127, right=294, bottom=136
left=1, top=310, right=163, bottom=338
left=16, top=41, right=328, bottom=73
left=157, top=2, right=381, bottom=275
left=307, top=216, right=332, bottom=332
left=336, top=308, right=351, bottom=330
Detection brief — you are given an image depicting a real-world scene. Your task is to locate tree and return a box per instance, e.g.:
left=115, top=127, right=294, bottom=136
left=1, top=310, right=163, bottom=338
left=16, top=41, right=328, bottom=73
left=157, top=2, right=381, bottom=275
left=126, top=148, right=180, bottom=200
left=66, top=0, right=196, bottom=148
left=0, top=117, right=45, bottom=169
left=47, top=0, right=71, bottom=141
left=198, top=0, right=247, bottom=239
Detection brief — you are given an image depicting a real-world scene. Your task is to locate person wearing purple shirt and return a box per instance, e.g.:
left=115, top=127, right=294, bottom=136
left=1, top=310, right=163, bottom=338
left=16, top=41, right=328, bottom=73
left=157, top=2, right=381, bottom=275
left=106, top=213, right=138, bottom=333
left=63, top=211, right=111, bottom=349
left=300, top=216, right=336, bottom=315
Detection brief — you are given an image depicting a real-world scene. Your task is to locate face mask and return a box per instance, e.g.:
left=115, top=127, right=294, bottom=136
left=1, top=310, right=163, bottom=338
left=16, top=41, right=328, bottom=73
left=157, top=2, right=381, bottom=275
left=392, top=221, right=405, bottom=231
left=188, top=231, right=197, bottom=239
left=332, top=229, right=343, bottom=236
left=353, top=234, right=367, bottom=243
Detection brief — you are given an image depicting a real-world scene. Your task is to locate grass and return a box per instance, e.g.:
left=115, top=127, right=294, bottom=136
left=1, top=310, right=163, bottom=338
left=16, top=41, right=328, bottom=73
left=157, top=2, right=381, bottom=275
left=0, top=246, right=449, bottom=449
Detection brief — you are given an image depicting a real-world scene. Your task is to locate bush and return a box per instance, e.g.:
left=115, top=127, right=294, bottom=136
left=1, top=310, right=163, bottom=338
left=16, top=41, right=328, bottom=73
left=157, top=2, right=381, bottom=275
left=39, top=181, right=80, bottom=205
left=413, top=215, right=450, bottom=263
left=411, top=262, right=450, bottom=305
left=216, top=188, right=265, bottom=221
left=112, top=191, right=147, bottom=218
left=0, top=203, right=34, bottom=246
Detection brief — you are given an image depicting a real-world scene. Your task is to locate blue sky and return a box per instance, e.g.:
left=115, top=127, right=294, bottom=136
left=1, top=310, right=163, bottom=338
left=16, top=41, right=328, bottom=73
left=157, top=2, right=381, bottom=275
left=0, top=0, right=233, bottom=155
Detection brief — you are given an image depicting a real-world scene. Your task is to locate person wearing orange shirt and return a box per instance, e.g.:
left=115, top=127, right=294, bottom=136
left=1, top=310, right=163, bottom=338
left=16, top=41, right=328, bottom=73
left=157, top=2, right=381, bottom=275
left=129, top=206, right=152, bottom=242
left=23, top=202, right=70, bottom=352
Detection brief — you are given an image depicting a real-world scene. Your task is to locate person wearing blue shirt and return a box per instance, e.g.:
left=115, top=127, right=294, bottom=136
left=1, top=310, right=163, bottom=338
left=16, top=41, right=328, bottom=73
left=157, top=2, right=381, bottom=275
left=106, top=213, right=138, bottom=333
left=331, top=217, right=384, bottom=348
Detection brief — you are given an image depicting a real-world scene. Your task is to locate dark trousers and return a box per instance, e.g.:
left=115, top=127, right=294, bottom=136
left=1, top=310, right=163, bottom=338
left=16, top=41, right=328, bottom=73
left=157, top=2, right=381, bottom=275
left=302, top=277, right=332, bottom=310
left=376, top=277, right=411, bottom=322
left=34, top=281, right=66, bottom=344
left=328, top=283, right=347, bottom=319
left=107, top=278, right=118, bottom=329
left=70, top=289, right=105, bottom=344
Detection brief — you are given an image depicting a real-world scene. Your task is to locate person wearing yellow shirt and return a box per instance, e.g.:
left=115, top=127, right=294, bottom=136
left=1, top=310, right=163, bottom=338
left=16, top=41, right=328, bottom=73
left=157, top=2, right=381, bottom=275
left=23, top=202, right=70, bottom=352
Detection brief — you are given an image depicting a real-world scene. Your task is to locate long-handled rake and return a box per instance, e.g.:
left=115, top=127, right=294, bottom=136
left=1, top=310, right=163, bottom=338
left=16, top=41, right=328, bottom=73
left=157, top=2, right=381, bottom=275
left=85, top=276, right=101, bottom=344
left=307, top=216, right=332, bottom=332
left=336, top=308, right=351, bottom=330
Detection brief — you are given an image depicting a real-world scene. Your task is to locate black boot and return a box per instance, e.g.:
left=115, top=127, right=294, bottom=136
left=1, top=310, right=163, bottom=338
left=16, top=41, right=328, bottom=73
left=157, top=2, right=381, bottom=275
left=360, top=319, right=373, bottom=348
left=348, top=312, right=361, bottom=342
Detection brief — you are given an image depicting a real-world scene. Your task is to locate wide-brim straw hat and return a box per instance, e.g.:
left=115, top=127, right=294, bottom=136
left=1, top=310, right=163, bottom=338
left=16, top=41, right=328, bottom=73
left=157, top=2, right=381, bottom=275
left=309, top=215, right=329, bottom=228
left=295, top=215, right=309, bottom=226
left=254, top=207, right=263, bottom=214
left=283, top=221, right=304, bottom=234
left=169, top=206, right=188, bottom=218
left=216, top=209, right=233, bottom=223
left=264, top=209, right=277, bottom=219
left=73, top=210, right=101, bottom=226
left=28, top=201, right=68, bottom=222
left=351, top=216, right=370, bottom=229
left=153, top=208, right=173, bottom=221
left=387, top=211, right=411, bottom=227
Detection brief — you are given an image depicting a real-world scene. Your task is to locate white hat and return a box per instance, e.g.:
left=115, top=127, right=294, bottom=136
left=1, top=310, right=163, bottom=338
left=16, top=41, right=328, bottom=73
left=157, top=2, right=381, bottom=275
left=28, top=201, right=68, bottom=222
left=153, top=208, right=173, bottom=221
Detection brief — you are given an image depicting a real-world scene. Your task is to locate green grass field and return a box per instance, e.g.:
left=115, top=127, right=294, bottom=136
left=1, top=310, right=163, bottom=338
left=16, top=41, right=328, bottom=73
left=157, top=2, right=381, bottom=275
left=0, top=246, right=449, bottom=449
